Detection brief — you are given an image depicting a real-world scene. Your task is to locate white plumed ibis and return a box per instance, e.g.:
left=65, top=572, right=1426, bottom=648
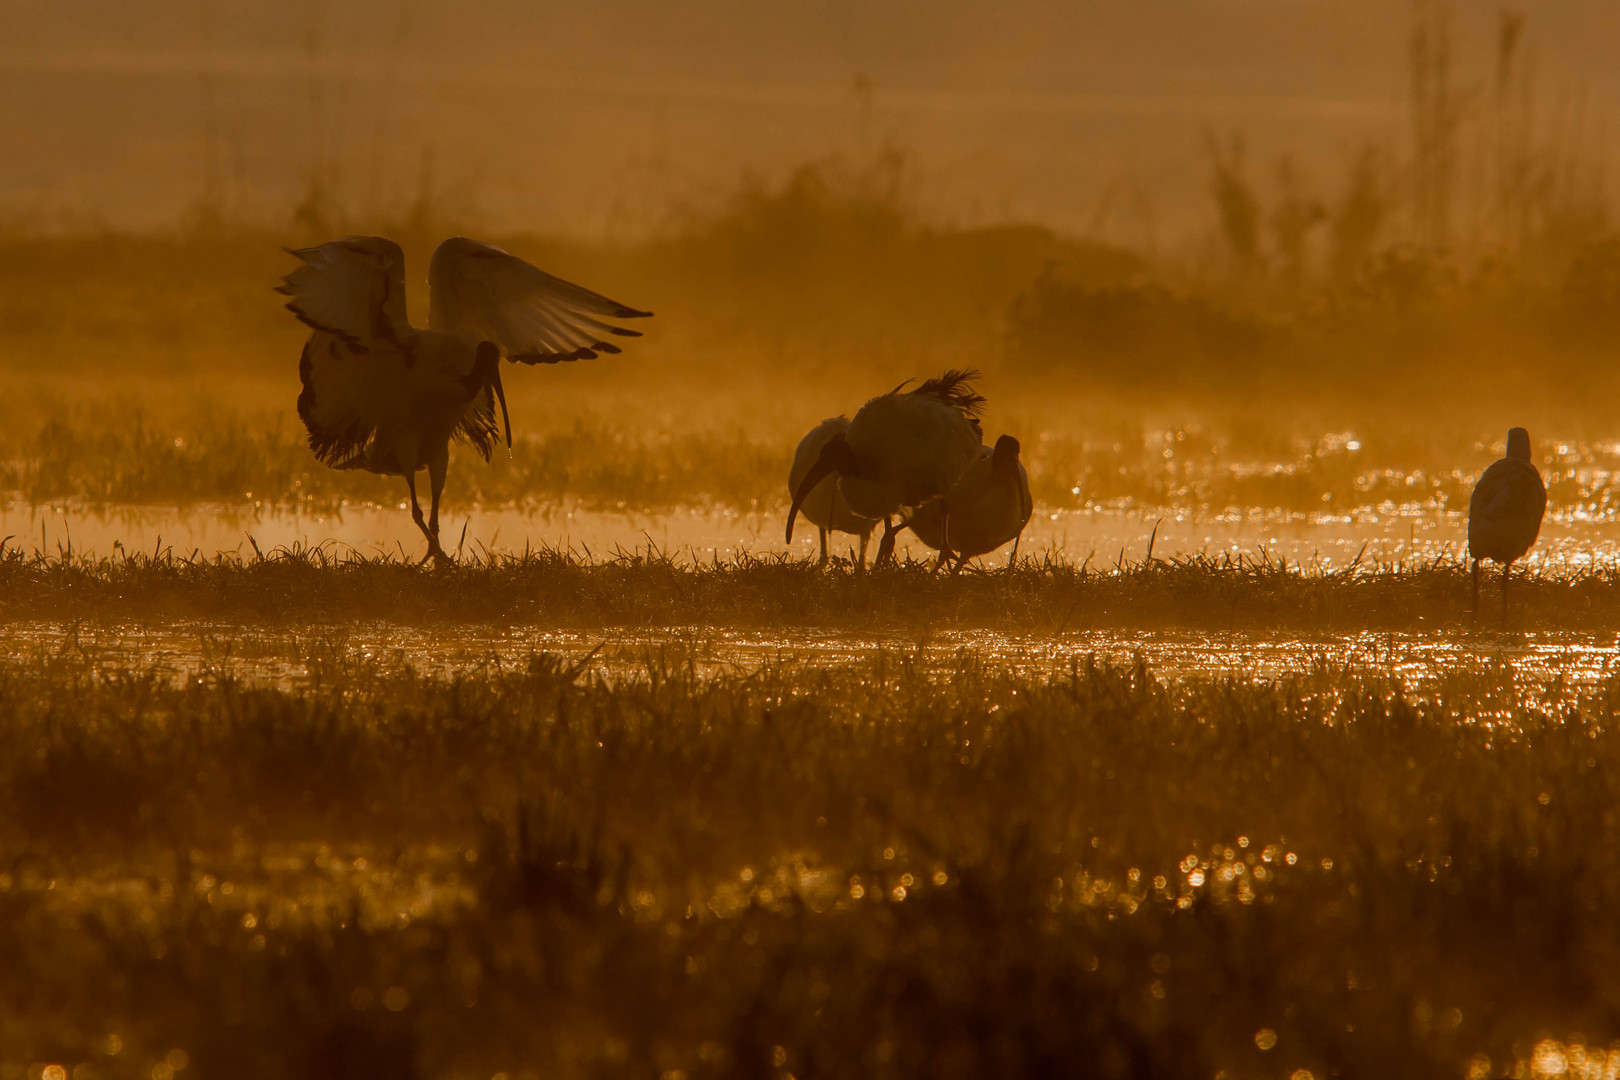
left=905, top=434, right=1033, bottom=571
left=279, top=236, right=650, bottom=562
left=789, top=417, right=877, bottom=566
left=1467, top=426, right=1547, bottom=622
left=786, top=370, right=985, bottom=567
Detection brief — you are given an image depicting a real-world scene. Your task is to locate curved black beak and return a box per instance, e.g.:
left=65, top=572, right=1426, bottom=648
left=492, top=367, right=512, bottom=454
left=787, top=451, right=839, bottom=543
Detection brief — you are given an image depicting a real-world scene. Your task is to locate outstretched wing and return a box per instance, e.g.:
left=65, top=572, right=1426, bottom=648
left=428, top=236, right=651, bottom=364
left=278, top=236, right=411, bottom=351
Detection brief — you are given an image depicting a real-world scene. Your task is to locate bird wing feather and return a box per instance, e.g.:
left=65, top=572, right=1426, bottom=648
left=453, top=386, right=500, bottom=463
left=851, top=392, right=983, bottom=507
left=1016, top=463, right=1034, bottom=530
left=277, top=237, right=410, bottom=350
left=296, top=332, right=401, bottom=468
left=943, top=449, right=1032, bottom=557
left=427, top=236, right=651, bottom=364
left=1468, top=458, right=1547, bottom=561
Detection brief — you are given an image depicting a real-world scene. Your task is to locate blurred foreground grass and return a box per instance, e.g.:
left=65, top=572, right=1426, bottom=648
left=2, top=545, right=1619, bottom=630
left=3, top=641, right=1617, bottom=1078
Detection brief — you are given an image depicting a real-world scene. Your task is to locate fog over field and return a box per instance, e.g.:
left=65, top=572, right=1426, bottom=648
left=6, top=0, right=1618, bottom=239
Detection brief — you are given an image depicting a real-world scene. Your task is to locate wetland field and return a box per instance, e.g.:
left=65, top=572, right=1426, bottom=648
left=10, top=126, right=1620, bottom=1078
left=5, top=575, right=1620, bottom=1080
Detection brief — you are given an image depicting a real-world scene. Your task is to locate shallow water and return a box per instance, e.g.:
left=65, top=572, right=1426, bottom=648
left=7, top=619, right=1615, bottom=935
left=9, top=497, right=1620, bottom=570
left=15, top=620, right=1619, bottom=701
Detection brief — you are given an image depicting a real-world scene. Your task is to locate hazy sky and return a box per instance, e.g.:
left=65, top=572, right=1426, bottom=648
left=4, top=1, right=1617, bottom=238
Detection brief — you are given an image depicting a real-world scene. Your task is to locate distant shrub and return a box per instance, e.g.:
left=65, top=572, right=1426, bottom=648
left=1559, top=235, right=1620, bottom=332
left=1004, top=269, right=1274, bottom=387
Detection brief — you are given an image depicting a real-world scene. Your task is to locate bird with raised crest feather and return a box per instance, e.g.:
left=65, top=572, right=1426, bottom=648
left=279, top=235, right=651, bottom=563
left=787, top=369, right=986, bottom=568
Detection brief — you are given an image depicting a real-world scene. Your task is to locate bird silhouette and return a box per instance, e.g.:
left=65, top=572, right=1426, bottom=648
left=786, top=370, right=985, bottom=567
left=279, top=236, right=650, bottom=562
left=1467, top=426, right=1546, bottom=623
left=789, top=417, right=878, bottom=566
left=905, top=434, right=1033, bottom=571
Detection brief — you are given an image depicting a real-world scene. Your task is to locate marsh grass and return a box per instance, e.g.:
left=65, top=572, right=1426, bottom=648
left=0, top=401, right=786, bottom=513
left=6, top=393, right=1620, bottom=524
left=4, top=176, right=1620, bottom=527
left=2, top=543, right=1619, bottom=631
left=3, top=643, right=1618, bottom=1078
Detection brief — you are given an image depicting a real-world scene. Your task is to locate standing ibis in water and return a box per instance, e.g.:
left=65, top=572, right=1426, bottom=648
left=789, top=417, right=878, bottom=566
left=1467, top=426, right=1546, bottom=622
left=279, top=236, right=651, bottom=562
left=906, top=434, right=1034, bottom=571
left=787, top=370, right=985, bottom=567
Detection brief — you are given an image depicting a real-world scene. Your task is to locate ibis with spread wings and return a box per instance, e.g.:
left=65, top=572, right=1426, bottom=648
left=278, top=236, right=651, bottom=562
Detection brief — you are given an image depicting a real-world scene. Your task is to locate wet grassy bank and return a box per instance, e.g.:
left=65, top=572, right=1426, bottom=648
left=0, top=544, right=1616, bottom=632
left=2, top=643, right=1616, bottom=1078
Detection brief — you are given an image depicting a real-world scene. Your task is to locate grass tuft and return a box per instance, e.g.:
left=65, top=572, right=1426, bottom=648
left=0, top=543, right=1617, bottom=630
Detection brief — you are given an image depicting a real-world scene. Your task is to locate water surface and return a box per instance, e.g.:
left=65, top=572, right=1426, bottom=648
left=10, top=499, right=1620, bottom=571
left=16, top=621, right=1618, bottom=700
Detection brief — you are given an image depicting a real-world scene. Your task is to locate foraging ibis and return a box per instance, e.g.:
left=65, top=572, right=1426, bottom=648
left=1467, top=426, right=1546, bottom=622
left=789, top=417, right=878, bottom=565
left=905, top=434, right=1033, bottom=571
left=279, top=236, right=650, bottom=562
left=787, top=370, right=985, bottom=567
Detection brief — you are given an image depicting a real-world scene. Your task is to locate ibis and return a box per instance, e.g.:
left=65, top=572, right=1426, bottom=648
left=279, top=236, right=650, bottom=562
left=789, top=417, right=878, bottom=565
left=787, top=370, right=985, bottom=567
left=905, top=434, right=1033, bottom=571
left=1467, top=426, right=1546, bottom=622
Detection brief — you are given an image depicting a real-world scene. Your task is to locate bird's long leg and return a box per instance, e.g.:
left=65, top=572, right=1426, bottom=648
left=874, top=516, right=900, bottom=568
left=938, top=504, right=956, bottom=567
left=404, top=472, right=437, bottom=563
left=425, top=446, right=450, bottom=564
left=933, top=548, right=949, bottom=571
left=818, top=528, right=829, bottom=567
left=1008, top=535, right=1021, bottom=569
left=857, top=531, right=869, bottom=570
left=1471, top=559, right=1480, bottom=622
left=1502, top=559, right=1512, bottom=626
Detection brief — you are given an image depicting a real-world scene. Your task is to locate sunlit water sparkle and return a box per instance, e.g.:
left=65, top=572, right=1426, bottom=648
left=13, top=622, right=1620, bottom=700
left=9, top=498, right=1620, bottom=569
